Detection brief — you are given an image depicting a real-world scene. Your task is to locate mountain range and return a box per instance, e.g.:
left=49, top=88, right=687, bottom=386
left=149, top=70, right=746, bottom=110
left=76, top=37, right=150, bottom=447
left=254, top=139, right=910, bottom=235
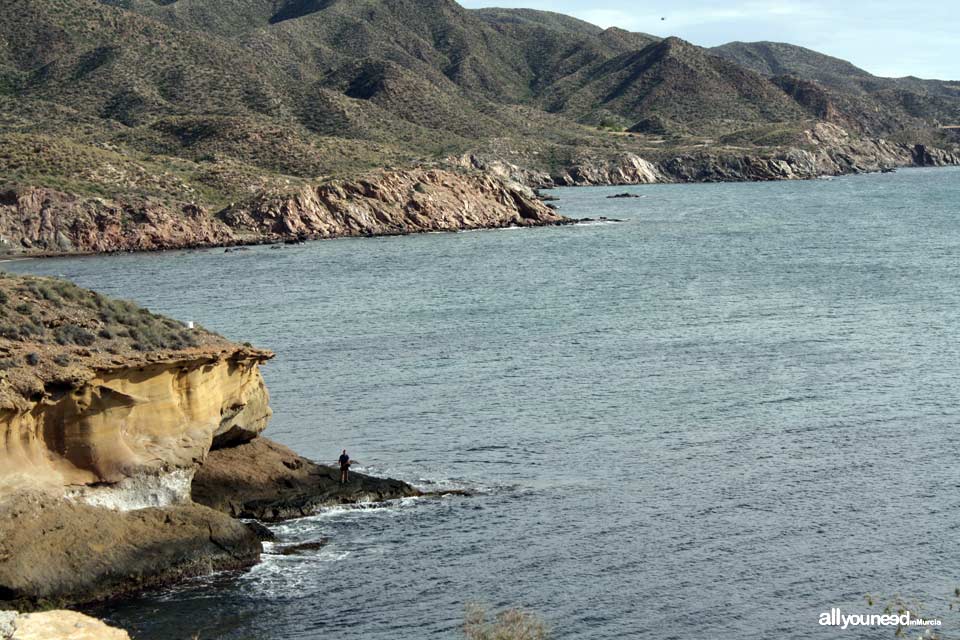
left=1, top=0, right=958, bottom=251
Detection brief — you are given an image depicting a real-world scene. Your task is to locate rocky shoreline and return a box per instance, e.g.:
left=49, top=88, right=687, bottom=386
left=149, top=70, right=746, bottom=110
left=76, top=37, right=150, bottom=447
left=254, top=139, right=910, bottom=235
left=0, top=167, right=570, bottom=258
left=0, top=275, right=419, bottom=619
left=1, top=124, right=957, bottom=259
left=462, top=123, right=960, bottom=188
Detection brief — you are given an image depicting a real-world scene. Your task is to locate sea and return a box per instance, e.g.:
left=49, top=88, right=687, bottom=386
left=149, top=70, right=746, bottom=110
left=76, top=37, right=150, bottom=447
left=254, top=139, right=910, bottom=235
left=6, top=167, right=960, bottom=639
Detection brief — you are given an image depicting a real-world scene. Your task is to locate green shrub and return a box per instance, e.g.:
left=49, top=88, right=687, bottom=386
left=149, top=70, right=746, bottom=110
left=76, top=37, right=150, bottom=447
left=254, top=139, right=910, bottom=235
left=54, top=324, right=97, bottom=346
left=0, top=324, right=18, bottom=340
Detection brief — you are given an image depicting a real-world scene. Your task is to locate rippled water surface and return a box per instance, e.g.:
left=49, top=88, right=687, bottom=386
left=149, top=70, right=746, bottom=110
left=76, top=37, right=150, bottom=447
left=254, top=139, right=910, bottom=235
left=7, top=168, right=960, bottom=639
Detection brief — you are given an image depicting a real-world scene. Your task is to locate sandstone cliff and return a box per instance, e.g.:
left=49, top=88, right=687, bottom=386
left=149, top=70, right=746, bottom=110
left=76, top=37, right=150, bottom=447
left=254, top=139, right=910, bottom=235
left=0, top=275, right=272, bottom=500
left=0, top=168, right=569, bottom=257
left=0, top=274, right=416, bottom=610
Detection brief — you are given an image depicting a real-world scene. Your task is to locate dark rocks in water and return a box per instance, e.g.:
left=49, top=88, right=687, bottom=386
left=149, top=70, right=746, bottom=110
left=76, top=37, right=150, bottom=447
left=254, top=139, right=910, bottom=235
left=537, top=193, right=559, bottom=202
left=0, top=492, right=260, bottom=610
left=276, top=540, right=329, bottom=556
left=283, top=235, right=308, bottom=245
left=420, top=489, right=473, bottom=498
left=881, top=167, right=896, bottom=173
left=607, top=192, right=640, bottom=199
left=192, top=437, right=420, bottom=522
left=244, top=520, right=277, bottom=542
left=577, top=216, right=622, bottom=223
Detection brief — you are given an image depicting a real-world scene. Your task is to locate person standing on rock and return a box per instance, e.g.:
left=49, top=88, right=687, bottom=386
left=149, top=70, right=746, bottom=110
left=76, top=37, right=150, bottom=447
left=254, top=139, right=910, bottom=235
left=338, top=449, right=352, bottom=484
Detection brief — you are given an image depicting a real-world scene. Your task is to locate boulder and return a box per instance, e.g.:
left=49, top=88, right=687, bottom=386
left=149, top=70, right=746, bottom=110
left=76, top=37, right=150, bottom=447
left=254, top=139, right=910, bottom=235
left=4, top=610, right=130, bottom=640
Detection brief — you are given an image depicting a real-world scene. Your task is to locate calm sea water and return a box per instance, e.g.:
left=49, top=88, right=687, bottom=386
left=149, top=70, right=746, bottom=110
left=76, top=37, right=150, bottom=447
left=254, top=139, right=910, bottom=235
left=6, top=168, right=960, bottom=639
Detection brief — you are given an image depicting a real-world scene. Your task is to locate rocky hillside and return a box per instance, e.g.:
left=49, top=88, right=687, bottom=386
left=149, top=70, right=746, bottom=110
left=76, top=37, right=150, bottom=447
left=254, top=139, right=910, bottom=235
left=0, top=274, right=417, bottom=609
left=1, top=0, right=959, bottom=255
left=712, top=41, right=960, bottom=137
left=0, top=167, right=569, bottom=256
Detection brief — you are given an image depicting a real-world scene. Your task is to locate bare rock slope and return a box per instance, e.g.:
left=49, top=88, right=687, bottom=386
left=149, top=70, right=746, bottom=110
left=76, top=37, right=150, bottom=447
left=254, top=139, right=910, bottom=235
left=0, top=168, right=569, bottom=256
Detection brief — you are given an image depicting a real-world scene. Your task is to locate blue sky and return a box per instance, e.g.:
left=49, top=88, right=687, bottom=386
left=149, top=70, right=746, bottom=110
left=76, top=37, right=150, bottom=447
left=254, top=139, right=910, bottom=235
left=458, top=1, right=959, bottom=80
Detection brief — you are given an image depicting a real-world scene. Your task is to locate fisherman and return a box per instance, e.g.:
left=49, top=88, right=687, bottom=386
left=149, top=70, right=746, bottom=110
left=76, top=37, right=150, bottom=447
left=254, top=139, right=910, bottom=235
left=338, top=449, right=352, bottom=484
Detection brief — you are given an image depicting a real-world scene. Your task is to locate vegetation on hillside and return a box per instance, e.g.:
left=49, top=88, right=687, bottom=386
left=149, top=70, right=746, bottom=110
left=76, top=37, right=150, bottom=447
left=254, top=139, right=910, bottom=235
left=0, top=0, right=958, bottom=215
left=0, top=272, right=252, bottom=404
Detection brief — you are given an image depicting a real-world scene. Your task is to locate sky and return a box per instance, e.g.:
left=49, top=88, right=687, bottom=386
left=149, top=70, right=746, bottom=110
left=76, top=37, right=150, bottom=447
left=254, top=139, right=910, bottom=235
left=457, top=1, right=960, bottom=80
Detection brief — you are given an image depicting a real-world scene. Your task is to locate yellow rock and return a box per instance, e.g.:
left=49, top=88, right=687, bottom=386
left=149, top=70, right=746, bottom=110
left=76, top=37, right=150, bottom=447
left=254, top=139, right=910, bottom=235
left=0, top=352, right=271, bottom=492
left=11, top=610, right=130, bottom=640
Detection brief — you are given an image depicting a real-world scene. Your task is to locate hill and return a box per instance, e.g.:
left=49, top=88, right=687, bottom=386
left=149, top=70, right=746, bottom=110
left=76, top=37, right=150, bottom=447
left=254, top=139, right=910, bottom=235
left=713, top=41, right=960, bottom=135
left=0, top=0, right=958, bottom=254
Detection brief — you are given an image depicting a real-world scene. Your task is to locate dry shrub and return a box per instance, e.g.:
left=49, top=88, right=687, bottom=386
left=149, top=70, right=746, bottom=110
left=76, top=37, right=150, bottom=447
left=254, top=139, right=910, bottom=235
left=464, top=604, right=547, bottom=640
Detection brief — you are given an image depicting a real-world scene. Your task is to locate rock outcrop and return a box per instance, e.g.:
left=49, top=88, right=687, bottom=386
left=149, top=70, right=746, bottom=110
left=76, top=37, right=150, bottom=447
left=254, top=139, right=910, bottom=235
left=0, top=168, right=570, bottom=257
left=0, top=492, right=260, bottom=610
left=911, top=143, right=960, bottom=167
left=0, top=274, right=416, bottom=609
left=0, top=276, right=272, bottom=498
left=192, top=437, right=420, bottom=522
left=473, top=124, right=958, bottom=188
left=220, top=167, right=568, bottom=240
left=1, top=353, right=272, bottom=496
left=1, top=610, right=131, bottom=640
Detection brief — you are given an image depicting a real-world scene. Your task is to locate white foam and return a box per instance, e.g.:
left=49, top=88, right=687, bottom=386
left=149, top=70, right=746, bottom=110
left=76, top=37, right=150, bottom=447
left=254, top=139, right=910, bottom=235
left=65, top=469, right=195, bottom=511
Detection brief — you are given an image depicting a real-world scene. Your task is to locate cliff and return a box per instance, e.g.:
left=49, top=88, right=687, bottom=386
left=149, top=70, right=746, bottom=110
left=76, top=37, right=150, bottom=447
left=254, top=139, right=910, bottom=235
left=0, top=168, right=570, bottom=257
left=0, top=275, right=272, bottom=498
left=0, top=274, right=417, bottom=609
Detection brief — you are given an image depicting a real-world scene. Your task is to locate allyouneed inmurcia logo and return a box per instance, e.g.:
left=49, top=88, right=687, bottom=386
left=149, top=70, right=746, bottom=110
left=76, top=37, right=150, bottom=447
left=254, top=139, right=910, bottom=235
left=819, top=608, right=942, bottom=630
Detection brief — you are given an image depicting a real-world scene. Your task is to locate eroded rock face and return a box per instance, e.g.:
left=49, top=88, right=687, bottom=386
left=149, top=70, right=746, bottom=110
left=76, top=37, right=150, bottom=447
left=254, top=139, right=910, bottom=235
left=634, top=125, right=921, bottom=183
left=554, top=154, right=665, bottom=186
left=912, top=143, right=960, bottom=166
left=220, top=167, right=569, bottom=240
left=4, top=610, right=131, bottom=640
left=528, top=124, right=959, bottom=186
left=0, top=352, right=271, bottom=495
left=0, top=190, right=233, bottom=255
left=192, top=437, right=419, bottom=522
left=0, top=491, right=260, bottom=610
left=0, top=168, right=570, bottom=256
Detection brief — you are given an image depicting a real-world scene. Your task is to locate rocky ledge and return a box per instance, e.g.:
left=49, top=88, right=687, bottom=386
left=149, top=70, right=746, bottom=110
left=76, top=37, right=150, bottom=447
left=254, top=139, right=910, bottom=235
left=0, top=274, right=416, bottom=611
left=193, top=437, right=419, bottom=522
left=460, top=123, right=960, bottom=188
left=0, top=167, right=570, bottom=257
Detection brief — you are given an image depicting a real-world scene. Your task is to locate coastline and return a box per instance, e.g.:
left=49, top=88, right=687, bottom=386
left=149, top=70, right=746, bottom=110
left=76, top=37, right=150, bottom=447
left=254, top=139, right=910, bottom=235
left=0, top=275, right=421, bottom=615
left=2, top=129, right=957, bottom=261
